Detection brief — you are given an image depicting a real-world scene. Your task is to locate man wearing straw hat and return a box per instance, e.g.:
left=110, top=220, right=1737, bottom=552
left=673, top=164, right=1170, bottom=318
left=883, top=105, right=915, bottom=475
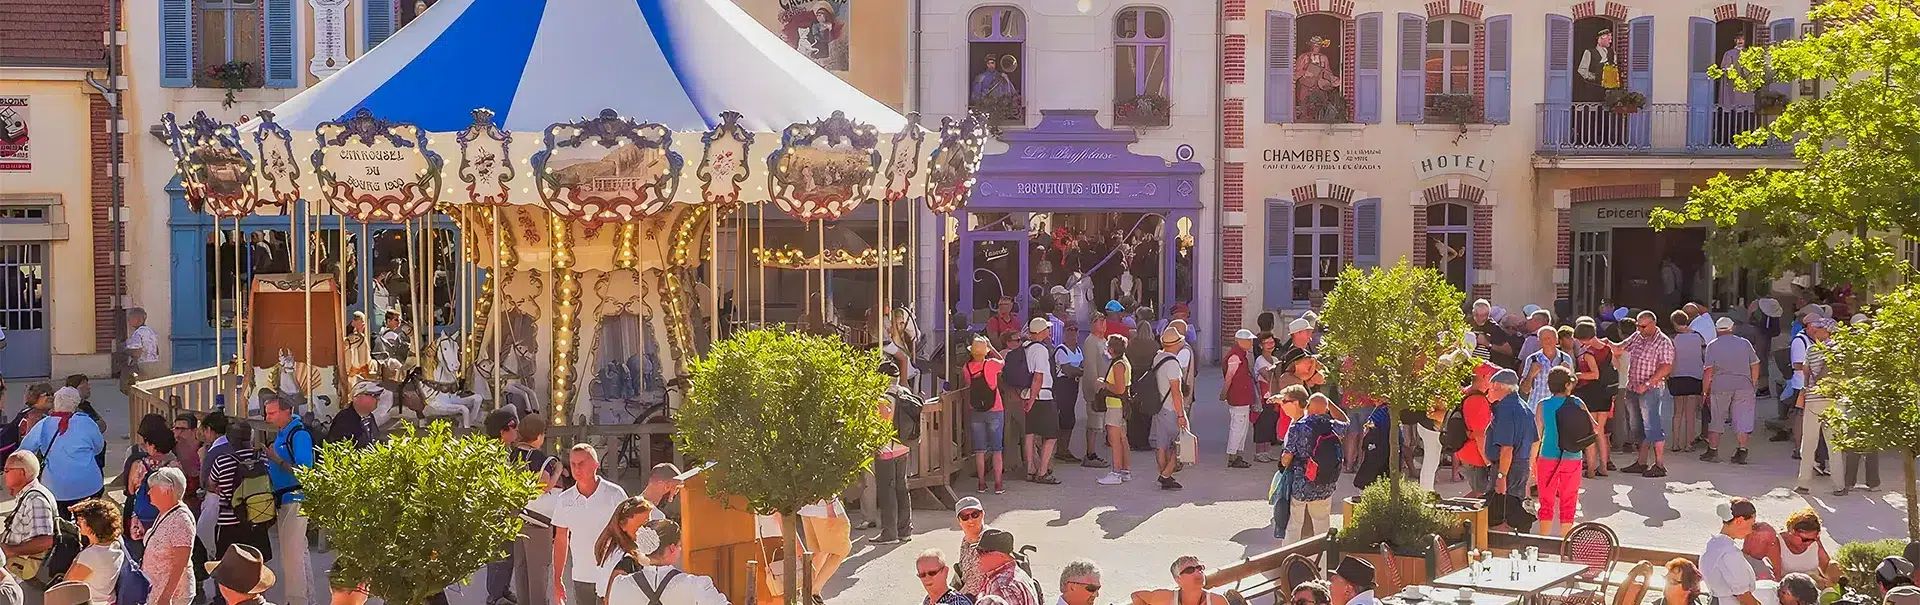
left=207, top=544, right=278, bottom=605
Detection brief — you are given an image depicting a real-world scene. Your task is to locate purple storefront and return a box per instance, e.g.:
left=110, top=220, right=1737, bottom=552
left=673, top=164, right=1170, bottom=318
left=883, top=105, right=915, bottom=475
left=954, top=109, right=1205, bottom=339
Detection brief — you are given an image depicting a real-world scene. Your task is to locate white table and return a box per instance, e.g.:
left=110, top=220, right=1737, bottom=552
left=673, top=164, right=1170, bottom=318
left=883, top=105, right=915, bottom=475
left=1429, top=558, right=1591, bottom=599
left=1382, top=586, right=1523, bottom=605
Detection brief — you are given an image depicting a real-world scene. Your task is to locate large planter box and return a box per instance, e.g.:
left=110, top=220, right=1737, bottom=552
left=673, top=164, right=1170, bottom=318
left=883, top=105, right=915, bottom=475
left=1350, top=541, right=1472, bottom=595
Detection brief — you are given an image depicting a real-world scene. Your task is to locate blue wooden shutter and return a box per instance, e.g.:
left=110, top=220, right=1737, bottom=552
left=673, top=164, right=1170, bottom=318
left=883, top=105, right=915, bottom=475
left=1767, top=18, right=1796, bottom=98
left=264, top=0, right=297, bottom=87
left=1484, top=15, right=1512, bottom=124
left=1541, top=15, right=1572, bottom=148
left=1355, top=12, right=1383, bottom=124
left=366, top=0, right=396, bottom=52
left=1396, top=13, right=1425, bottom=123
left=1628, top=16, right=1656, bottom=146
left=1267, top=11, right=1295, bottom=124
left=160, top=0, right=193, bottom=87
left=1686, top=17, right=1715, bottom=147
left=1265, top=199, right=1294, bottom=309
left=1353, top=198, right=1381, bottom=269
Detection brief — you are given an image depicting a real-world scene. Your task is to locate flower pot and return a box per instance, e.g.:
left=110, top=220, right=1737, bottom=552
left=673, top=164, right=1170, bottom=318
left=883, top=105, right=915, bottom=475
left=1611, top=105, right=1639, bottom=116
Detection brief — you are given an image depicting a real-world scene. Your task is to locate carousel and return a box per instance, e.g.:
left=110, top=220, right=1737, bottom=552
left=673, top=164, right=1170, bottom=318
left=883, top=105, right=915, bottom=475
left=161, top=0, right=986, bottom=434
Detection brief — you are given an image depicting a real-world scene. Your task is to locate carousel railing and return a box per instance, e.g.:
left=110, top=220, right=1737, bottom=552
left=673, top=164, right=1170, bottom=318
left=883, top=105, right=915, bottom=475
left=128, top=363, right=236, bottom=429
left=908, top=390, right=961, bottom=493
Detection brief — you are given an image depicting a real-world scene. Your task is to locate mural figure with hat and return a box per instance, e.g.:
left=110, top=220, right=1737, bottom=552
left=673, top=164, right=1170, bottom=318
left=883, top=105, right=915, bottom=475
left=969, top=54, right=1021, bottom=107
left=780, top=0, right=850, bottom=71
left=1296, top=35, right=1343, bottom=123
left=1129, top=555, right=1228, bottom=605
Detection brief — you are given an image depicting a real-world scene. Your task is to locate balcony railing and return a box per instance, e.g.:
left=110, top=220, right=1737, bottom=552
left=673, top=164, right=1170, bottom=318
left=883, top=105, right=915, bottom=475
left=1536, top=102, right=1793, bottom=156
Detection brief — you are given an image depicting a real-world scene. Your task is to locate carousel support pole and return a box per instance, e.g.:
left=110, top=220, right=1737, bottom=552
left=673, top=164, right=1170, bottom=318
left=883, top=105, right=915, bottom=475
left=212, top=216, right=224, bottom=395
left=708, top=204, right=719, bottom=346
left=302, top=198, right=313, bottom=411
left=757, top=202, right=766, bottom=326
left=425, top=217, right=437, bottom=371
left=359, top=221, right=370, bottom=332
left=818, top=221, right=827, bottom=326
left=492, top=209, right=503, bottom=406
left=234, top=220, right=247, bottom=402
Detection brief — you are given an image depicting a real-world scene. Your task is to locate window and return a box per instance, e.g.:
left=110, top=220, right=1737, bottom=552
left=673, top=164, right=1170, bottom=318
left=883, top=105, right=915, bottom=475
left=399, top=0, right=436, bottom=29
left=1114, top=7, right=1171, bottom=126
left=1291, top=203, right=1342, bottom=303
left=310, top=230, right=362, bottom=308
left=0, top=207, right=46, bottom=223
left=1424, top=202, right=1471, bottom=293
left=196, top=0, right=263, bottom=88
left=1424, top=17, right=1474, bottom=103
left=1293, top=14, right=1348, bottom=123
left=205, top=229, right=289, bottom=328
left=967, top=7, right=1026, bottom=124
left=1570, top=17, right=1623, bottom=104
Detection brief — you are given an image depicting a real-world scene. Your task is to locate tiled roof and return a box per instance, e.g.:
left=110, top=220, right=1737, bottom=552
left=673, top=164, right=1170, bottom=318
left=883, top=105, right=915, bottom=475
left=0, top=0, right=110, bottom=68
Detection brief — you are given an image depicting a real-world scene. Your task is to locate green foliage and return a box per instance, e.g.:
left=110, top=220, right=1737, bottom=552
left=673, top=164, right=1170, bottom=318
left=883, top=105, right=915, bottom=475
left=1836, top=539, right=1906, bottom=598
left=1337, top=476, right=1456, bottom=552
left=296, top=422, right=540, bottom=605
left=1651, top=0, right=1920, bottom=289
left=1317, top=261, right=1475, bottom=415
left=1818, top=282, right=1920, bottom=539
left=677, top=328, right=894, bottom=516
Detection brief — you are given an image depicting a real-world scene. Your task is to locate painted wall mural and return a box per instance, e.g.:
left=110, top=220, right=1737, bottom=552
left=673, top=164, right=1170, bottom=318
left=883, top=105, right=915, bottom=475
left=780, top=0, right=851, bottom=72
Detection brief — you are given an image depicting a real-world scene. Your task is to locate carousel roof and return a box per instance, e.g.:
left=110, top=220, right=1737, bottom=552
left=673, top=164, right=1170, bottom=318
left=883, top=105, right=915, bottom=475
left=260, top=0, right=908, bottom=133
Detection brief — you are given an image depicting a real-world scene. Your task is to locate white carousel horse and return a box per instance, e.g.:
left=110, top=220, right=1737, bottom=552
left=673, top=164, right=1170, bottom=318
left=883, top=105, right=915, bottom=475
left=472, top=341, right=540, bottom=418
left=412, top=335, right=485, bottom=428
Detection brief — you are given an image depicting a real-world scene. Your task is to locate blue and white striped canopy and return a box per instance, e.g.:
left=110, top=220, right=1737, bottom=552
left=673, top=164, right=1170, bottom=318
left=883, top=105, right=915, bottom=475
left=265, top=0, right=907, bottom=133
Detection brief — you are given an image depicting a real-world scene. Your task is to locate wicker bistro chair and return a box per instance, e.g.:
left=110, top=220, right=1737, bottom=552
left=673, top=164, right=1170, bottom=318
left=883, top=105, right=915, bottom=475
left=1537, top=522, right=1622, bottom=605
left=1431, top=534, right=1459, bottom=577
left=1378, top=542, right=1407, bottom=594
left=1610, top=561, right=1657, bottom=605
left=1283, top=553, right=1322, bottom=593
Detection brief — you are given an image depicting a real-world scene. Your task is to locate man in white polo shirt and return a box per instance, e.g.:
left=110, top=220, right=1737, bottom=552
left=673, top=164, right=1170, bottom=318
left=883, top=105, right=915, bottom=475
left=1703, top=498, right=1762, bottom=605
left=551, top=443, right=630, bottom=605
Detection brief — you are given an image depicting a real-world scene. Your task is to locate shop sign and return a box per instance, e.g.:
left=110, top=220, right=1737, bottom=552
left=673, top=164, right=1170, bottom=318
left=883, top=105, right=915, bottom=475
left=309, top=0, right=349, bottom=78
left=1573, top=199, right=1692, bottom=228
left=1017, top=145, right=1122, bottom=165
left=1259, top=148, right=1382, bottom=171
left=0, top=97, right=28, bottom=172
left=1413, top=154, right=1493, bottom=181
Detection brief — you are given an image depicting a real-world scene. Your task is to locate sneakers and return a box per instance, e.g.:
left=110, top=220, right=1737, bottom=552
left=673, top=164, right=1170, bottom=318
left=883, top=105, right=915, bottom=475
left=1699, top=448, right=1720, bottom=463
left=1097, top=472, right=1125, bottom=485
left=1620, top=462, right=1649, bottom=474
left=1081, top=456, right=1111, bottom=468
left=1255, top=452, right=1277, bottom=463
left=1643, top=465, right=1667, bottom=478
left=994, top=482, right=1005, bottom=494
left=1228, top=455, right=1253, bottom=469
left=1159, top=476, right=1184, bottom=490
left=1033, top=472, right=1061, bottom=485
left=977, top=481, right=988, bottom=493
left=1121, top=470, right=1134, bottom=482
left=1731, top=448, right=1750, bottom=465
left=1815, top=466, right=1832, bottom=477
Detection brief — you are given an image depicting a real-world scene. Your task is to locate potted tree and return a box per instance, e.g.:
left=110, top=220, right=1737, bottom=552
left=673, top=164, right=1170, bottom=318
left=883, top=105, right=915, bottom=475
left=296, top=422, right=541, bottom=605
left=677, top=328, right=895, bottom=604
left=1338, top=477, right=1467, bottom=593
left=1820, top=282, right=1920, bottom=541
left=1836, top=539, right=1905, bottom=599
left=1318, top=261, right=1476, bottom=591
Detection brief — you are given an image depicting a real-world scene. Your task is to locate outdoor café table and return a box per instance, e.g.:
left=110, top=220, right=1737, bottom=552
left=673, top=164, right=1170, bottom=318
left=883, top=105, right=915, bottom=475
left=1429, top=558, right=1590, bottom=602
left=1382, top=586, right=1522, bottom=605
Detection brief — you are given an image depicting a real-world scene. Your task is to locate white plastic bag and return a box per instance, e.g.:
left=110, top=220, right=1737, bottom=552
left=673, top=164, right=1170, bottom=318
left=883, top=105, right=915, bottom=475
left=1178, top=428, right=1199, bottom=463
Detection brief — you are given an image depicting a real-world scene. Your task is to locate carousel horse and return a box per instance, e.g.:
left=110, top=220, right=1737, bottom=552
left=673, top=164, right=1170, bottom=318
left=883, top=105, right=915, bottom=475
left=414, top=335, right=486, bottom=428
left=250, top=349, right=318, bottom=417
left=471, top=341, right=540, bottom=418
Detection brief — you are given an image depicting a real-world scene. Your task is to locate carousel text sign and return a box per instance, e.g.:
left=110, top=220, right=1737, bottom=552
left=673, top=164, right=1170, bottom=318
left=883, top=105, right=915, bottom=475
left=325, top=146, right=428, bottom=196
left=1260, top=148, right=1382, bottom=172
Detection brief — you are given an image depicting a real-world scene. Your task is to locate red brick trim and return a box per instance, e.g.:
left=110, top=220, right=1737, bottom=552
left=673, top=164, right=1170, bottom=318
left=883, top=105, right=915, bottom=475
left=1745, top=4, right=1770, bottom=21
left=1223, top=163, right=1246, bottom=212
left=1225, top=0, right=1247, bottom=20
left=1425, top=0, right=1451, bottom=17
left=1472, top=284, right=1493, bottom=301
left=1421, top=183, right=1487, bottom=205
left=1556, top=208, right=1572, bottom=300
left=1224, top=227, right=1246, bottom=283
left=1412, top=206, right=1430, bottom=266
left=1224, top=99, right=1246, bottom=149
left=1342, top=17, right=1358, bottom=118
left=1290, top=184, right=1358, bottom=206
left=1471, top=20, right=1488, bottom=116
left=1221, top=296, right=1247, bottom=345
left=1606, top=2, right=1629, bottom=20
left=1295, top=0, right=1355, bottom=17
left=1458, top=1, right=1485, bottom=19
left=1569, top=183, right=1661, bottom=203
left=1714, top=3, right=1770, bottom=22
left=1224, top=34, right=1247, bottom=84
left=90, top=93, right=118, bottom=353
left=1573, top=1, right=1596, bottom=18
left=1342, top=206, right=1357, bottom=267
left=1472, top=205, right=1492, bottom=272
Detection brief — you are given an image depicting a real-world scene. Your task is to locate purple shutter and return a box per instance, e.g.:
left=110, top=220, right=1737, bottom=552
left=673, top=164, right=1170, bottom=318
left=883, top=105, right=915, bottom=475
left=1628, top=16, right=1655, bottom=146
left=1687, top=17, right=1715, bottom=147
left=1267, top=11, right=1296, bottom=124
left=1355, top=12, right=1383, bottom=124
left=1484, top=15, right=1512, bottom=124
left=1353, top=198, right=1381, bottom=268
left=1541, top=15, right=1573, bottom=149
left=1768, top=19, right=1796, bottom=98
left=1265, top=199, right=1294, bottom=308
left=1397, top=13, right=1426, bottom=123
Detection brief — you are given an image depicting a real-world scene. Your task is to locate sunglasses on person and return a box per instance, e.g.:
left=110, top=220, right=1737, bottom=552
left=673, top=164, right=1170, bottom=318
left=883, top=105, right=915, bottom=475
left=918, top=568, right=946, bottom=579
left=1181, top=564, right=1206, bottom=576
left=958, top=510, right=983, bottom=521
left=1068, top=581, right=1101, bottom=594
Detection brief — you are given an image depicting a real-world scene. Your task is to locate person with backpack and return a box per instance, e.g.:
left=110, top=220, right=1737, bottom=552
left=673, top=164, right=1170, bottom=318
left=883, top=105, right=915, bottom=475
left=1013, top=318, right=1063, bottom=485
left=997, top=330, right=1030, bottom=473
left=1534, top=366, right=1593, bottom=537
left=1485, top=369, right=1538, bottom=532
left=19, top=387, right=108, bottom=517
left=606, top=520, right=726, bottom=604
left=1094, top=334, right=1133, bottom=486
left=1148, top=327, right=1191, bottom=491
left=1, top=450, right=67, bottom=590
left=261, top=394, right=316, bottom=605
left=1277, top=391, right=1350, bottom=542
left=0, top=383, right=52, bottom=465
left=974, top=529, right=1041, bottom=605
left=512, top=414, right=566, bottom=605
left=1572, top=319, right=1617, bottom=477
left=208, top=420, right=274, bottom=587
left=870, top=361, right=915, bottom=545
left=963, top=336, right=1008, bottom=494
left=1444, top=362, right=1498, bottom=497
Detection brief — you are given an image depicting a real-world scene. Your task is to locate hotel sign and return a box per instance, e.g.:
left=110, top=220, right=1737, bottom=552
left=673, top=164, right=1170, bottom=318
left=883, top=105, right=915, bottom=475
left=1260, top=148, right=1383, bottom=171
left=1413, top=154, right=1494, bottom=181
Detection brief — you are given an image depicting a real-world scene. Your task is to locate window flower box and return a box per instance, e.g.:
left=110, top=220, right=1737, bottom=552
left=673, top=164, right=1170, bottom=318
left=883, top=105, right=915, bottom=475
left=1115, top=93, right=1172, bottom=127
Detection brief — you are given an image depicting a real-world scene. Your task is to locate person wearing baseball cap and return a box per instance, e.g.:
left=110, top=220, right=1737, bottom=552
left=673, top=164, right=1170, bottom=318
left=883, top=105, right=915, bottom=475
left=1795, top=317, right=1843, bottom=495
left=1148, top=326, right=1191, bottom=490
left=1017, top=316, right=1065, bottom=486
left=1222, top=329, right=1261, bottom=469
left=1703, top=498, right=1761, bottom=605
left=1878, top=557, right=1916, bottom=593
left=953, top=497, right=993, bottom=595
left=1483, top=368, right=1537, bottom=532
left=1702, top=314, right=1762, bottom=465
left=976, top=528, right=1042, bottom=605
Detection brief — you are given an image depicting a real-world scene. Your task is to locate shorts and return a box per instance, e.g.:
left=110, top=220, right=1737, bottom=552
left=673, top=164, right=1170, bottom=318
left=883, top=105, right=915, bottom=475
left=1026, top=399, right=1061, bottom=439
left=1102, top=397, right=1126, bottom=427
left=1149, top=409, right=1181, bottom=451
left=1628, top=386, right=1671, bottom=443
left=969, top=410, right=1006, bottom=452
left=1460, top=464, right=1491, bottom=493
left=1709, top=386, right=1757, bottom=435
left=1668, top=377, right=1703, bottom=397
left=1576, top=387, right=1615, bottom=414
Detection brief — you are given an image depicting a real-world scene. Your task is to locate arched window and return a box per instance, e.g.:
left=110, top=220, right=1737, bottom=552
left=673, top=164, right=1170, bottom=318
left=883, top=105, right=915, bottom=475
left=1424, top=201, right=1472, bottom=293
left=1425, top=17, right=1475, bottom=102
left=1114, top=7, right=1171, bottom=126
left=968, top=7, right=1027, bottom=124
left=1291, top=202, right=1343, bottom=303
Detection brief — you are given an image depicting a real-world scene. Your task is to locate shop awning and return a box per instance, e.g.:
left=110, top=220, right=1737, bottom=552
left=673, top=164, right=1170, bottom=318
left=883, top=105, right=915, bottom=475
left=968, top=110, right=1205, bottom=211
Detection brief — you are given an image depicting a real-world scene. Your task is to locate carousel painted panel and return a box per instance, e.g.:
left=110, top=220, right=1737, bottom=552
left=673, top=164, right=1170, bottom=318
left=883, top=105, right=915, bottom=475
left=532, top=110, right=685, bottom=225
left=244, top=273, right=344, bottom=422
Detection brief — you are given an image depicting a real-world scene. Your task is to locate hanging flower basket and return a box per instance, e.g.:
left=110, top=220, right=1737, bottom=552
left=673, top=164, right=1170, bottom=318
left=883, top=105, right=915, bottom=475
left=197, top=61, right=260, bottom=109
left=969, top=94, right=1027, bottom=126
left=1425, top=94, right=1481, bottom=125
left=1605, top=90, right=1647, bottom=115
left=1115, top=93, right=1173, bottom=127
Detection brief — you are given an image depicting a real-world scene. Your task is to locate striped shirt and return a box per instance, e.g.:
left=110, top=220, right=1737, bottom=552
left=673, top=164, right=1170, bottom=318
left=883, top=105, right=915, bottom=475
left=207, top=445, right=265, bottom=526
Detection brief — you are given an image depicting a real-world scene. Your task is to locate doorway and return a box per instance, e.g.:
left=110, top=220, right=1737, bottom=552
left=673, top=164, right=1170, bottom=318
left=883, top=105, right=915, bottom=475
left=0, top=242, right=48, bottom=379
left=1608, top=227, right=1707, bottom=315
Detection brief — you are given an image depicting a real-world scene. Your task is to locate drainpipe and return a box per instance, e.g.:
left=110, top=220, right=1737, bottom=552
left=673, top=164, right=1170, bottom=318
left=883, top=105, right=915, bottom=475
left=1211, top=0, right=1226, bottom=363
left=85, top=0, right=127, bottom=380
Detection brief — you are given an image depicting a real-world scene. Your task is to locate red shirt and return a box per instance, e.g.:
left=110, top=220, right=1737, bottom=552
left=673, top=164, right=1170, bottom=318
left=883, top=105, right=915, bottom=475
left=987, top=314, right=1020, bottom=343
left=1457, top=389, right=1494, bottom=467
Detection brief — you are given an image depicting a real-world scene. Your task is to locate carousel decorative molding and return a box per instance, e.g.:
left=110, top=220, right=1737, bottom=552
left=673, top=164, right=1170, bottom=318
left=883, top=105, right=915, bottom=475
left=250, top=111, right=302, bottom=209
left=927, top=113, right=990, bottom=214
left=883, top=113, right=927, bottom=203
left=311, top=108, right=444, bottom=222
left=767, top=111, right=881, bottom=221
left=696, top=111, right=754, bottom=206
left=163, top=112, right=258, bottom=217
left=532, top=109, right=685, bottom=224
left=457, top=109, right=515, bottom=206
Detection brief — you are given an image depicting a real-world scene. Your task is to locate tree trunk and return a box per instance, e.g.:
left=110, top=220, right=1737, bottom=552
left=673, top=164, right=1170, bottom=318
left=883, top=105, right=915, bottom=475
left=782, top=512, right=803, bottom=605
left=1905, top=452, right=1918, bottom=542
left=1387, top=405, right=1401, bottom=520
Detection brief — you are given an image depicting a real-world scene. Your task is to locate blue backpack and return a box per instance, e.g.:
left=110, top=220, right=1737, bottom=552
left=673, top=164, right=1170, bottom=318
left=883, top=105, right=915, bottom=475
left=1001, top=342, right=1045, bottom=391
